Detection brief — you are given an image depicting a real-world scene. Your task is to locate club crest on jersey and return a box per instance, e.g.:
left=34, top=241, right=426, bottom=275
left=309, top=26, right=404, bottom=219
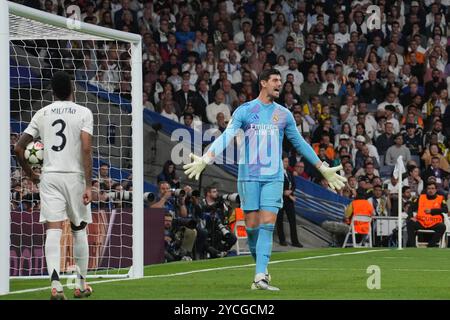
left=272, top=114, right=279, bottom=122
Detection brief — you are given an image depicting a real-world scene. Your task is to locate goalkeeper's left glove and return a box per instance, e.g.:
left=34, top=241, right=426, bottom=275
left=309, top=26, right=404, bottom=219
left=183, top=153, right=209, bottom=180
left=318, top=162, right=347, bottom=191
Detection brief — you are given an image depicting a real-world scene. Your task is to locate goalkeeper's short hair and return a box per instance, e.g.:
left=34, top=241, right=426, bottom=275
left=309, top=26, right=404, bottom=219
left=51, top=71, right=73, bottom=101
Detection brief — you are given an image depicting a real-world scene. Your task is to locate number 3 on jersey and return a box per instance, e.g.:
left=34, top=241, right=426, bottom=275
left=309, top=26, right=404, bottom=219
left=51, top=119, right=67, bottom=152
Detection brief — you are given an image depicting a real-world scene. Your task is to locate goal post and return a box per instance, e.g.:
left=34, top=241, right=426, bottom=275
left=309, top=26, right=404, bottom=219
left=0, top=0, right=11, bottom=297
left=1, top=0, right=143, bottom=294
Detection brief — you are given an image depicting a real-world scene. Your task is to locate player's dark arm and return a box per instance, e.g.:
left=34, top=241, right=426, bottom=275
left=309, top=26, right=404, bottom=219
left=14, top=133, right=35, bottom=179
left=81, top=131, right=92, bottom=187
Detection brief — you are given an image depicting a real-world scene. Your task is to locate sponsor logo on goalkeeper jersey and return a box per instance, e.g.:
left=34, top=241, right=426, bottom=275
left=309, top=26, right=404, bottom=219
left=248, top=124, right=279, bottom=136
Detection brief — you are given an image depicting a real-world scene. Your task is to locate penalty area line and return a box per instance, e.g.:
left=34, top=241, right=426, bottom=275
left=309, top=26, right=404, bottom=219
left=6, top=249, right=388, bottom=296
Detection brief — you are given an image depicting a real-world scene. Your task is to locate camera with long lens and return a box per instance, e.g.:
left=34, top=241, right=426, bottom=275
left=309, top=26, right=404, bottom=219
left=171, top=188, right=186, bottom=197
left=187, top=190, right=201, bottom=197
left=106, top=190, right=157, bottom=204
left=107, top=190, right=132, bottom=201
left=217, top=222, right=231, bottom=237
left=221, top=193, right=240, bottom=204
left=212, top=221, right=236, bottom=249
left=143, top=192, right=156, bottom=203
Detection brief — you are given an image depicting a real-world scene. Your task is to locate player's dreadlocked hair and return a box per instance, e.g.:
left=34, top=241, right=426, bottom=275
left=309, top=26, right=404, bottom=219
left=51, top=71, right=73, bottom=101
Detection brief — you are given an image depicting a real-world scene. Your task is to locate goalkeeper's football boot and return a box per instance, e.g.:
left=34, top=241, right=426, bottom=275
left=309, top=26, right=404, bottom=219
left=50, top=288, right=67, bottom=300
left=251, top=273, right=280, bottom=291
left=265, top=272, right=272, bottom=284
left=74, top=285, right=93, bottom=299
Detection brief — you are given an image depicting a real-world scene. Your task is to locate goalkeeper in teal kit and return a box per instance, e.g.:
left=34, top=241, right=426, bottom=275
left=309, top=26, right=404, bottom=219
left=184, top=69, right=346, bottom=291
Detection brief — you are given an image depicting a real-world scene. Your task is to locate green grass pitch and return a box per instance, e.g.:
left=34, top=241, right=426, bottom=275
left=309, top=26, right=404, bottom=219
left=2, top=248, right=450, bottom=300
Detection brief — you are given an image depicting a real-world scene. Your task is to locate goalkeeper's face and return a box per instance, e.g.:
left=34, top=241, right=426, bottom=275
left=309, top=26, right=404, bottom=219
left=263, top=75, right=282, bottom=100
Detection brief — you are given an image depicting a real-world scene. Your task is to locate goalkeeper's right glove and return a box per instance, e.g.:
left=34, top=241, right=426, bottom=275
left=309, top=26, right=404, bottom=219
left=318, top=162, right=347, bottom=191
left=183, top=153, right=209, bottom=180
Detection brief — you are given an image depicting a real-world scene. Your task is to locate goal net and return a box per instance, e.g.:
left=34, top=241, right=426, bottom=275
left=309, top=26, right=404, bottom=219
left=2, top=1, right=143, bottom=291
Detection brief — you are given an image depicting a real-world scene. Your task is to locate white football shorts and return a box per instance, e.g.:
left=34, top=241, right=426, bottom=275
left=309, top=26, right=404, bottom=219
left=39, top=172, right=92, bottom=226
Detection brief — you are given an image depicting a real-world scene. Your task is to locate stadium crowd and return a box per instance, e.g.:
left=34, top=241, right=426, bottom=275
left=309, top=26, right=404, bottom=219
left=10, top=0, right=450, bottom=255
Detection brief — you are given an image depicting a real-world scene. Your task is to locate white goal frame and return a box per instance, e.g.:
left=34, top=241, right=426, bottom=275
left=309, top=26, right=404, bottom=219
left=0, top=0, right=144, bottom=295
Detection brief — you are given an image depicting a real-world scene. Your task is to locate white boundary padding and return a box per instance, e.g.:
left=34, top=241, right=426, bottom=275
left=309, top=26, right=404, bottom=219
left=0, top=0, right=11, bottom=295
left=131, top=41, right=144, bottom=279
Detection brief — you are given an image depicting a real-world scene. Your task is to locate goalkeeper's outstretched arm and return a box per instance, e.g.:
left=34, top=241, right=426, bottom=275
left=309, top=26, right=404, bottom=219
left=284, top=112, right=347, bottom=190
left=184, top=107, right=244, bottom=180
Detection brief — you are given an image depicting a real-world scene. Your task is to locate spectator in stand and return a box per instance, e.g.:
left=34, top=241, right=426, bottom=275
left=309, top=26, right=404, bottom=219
left=98, top=163, right=114, bottom=192
left=215, top=112, right=227, bottom=132
left=376, top=122, right=396, bottom=156
left=312, top=133, right=335, bottom=161
left=368, top=184, right=391, bottom=217
left=422, top=143, right=450, bottom=173
left=352, top=135, right=380, bottom=166
left=403, top=124, right=423, bottom=156
left=312, top=118, right=335, bottom=145
left=292, top=161, right=309, bottom=180
left=206, top=89, right=231, bottom=125
left=293, top=111, right=310, bottom=137
left=222, top=80, right=239, bottom=111
left=385, top=134, right=411, bottom=166
left=281, top=58, right=304, bottom=91
left=422, top=156, right=449, bottom=191
left=403, top=165, right=424, bottom=199
left=157, top=160, right=180, bottom=189
left=423, top=118, right=447, bottom=148
left=355, top=146, right=380, bottom=172
left=160, top=98, right=179, bottom=122
left=174, top=80, right=197, bottom=114
left=384, top=104, right=401, bottom=134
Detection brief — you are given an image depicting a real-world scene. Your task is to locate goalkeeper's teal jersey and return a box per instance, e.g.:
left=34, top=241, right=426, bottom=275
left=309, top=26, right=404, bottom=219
left=206, top=98, right=320, bottom=182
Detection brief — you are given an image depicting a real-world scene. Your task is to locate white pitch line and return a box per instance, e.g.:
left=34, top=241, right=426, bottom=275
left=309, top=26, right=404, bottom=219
left=5, top=249, right=388, bottom=296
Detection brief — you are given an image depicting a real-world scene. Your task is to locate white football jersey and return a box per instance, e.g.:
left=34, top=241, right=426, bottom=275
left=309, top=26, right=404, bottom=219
left=24, top=101, right=93, bottom=174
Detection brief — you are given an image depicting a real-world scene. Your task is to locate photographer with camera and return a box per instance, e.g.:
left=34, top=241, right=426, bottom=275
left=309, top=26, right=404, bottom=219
left=182, top=188, right=210, bottom=260
left=107, top=183, right=133, bottom=209
left=163, top=212, right=193, bottom=262
left=152, top=181, right=197, bottom=261
left=197, top=186, right=237, bottom=259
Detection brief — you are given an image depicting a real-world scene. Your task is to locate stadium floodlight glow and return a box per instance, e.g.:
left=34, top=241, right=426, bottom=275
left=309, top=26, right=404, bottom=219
left=1, top=0, right=143, bottom=295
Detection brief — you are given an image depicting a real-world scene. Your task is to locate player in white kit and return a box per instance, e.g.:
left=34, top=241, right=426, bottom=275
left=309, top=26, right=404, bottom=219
left=15, top=71, right=94, bottom=300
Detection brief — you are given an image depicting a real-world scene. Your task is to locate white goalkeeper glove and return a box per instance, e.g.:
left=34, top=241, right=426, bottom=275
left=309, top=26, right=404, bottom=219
left=318, top=162, right=347, bottom=191
left=183, top=153, right=210, bottom=180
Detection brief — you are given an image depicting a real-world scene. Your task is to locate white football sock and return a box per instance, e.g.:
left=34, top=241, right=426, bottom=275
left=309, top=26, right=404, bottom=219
left=72, top=228, right=89, bottom=289
left=45, top=229, right=62, bottom=291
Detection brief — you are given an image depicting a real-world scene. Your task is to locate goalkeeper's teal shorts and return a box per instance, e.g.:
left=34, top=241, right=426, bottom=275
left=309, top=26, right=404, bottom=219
left=237, top=181, right=283, bottom=214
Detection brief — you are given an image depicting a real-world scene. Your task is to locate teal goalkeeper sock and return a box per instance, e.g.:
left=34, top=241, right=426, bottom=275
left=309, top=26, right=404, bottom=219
left=246, top=227, right=259, bottom=261
left=255, top=224, right=274, bottom=275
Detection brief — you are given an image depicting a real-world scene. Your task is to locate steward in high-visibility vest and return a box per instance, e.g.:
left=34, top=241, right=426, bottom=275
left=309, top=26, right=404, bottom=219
left=406, top=182, right=448, bottom=247
left=344, top=190, right=374, bottom=235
